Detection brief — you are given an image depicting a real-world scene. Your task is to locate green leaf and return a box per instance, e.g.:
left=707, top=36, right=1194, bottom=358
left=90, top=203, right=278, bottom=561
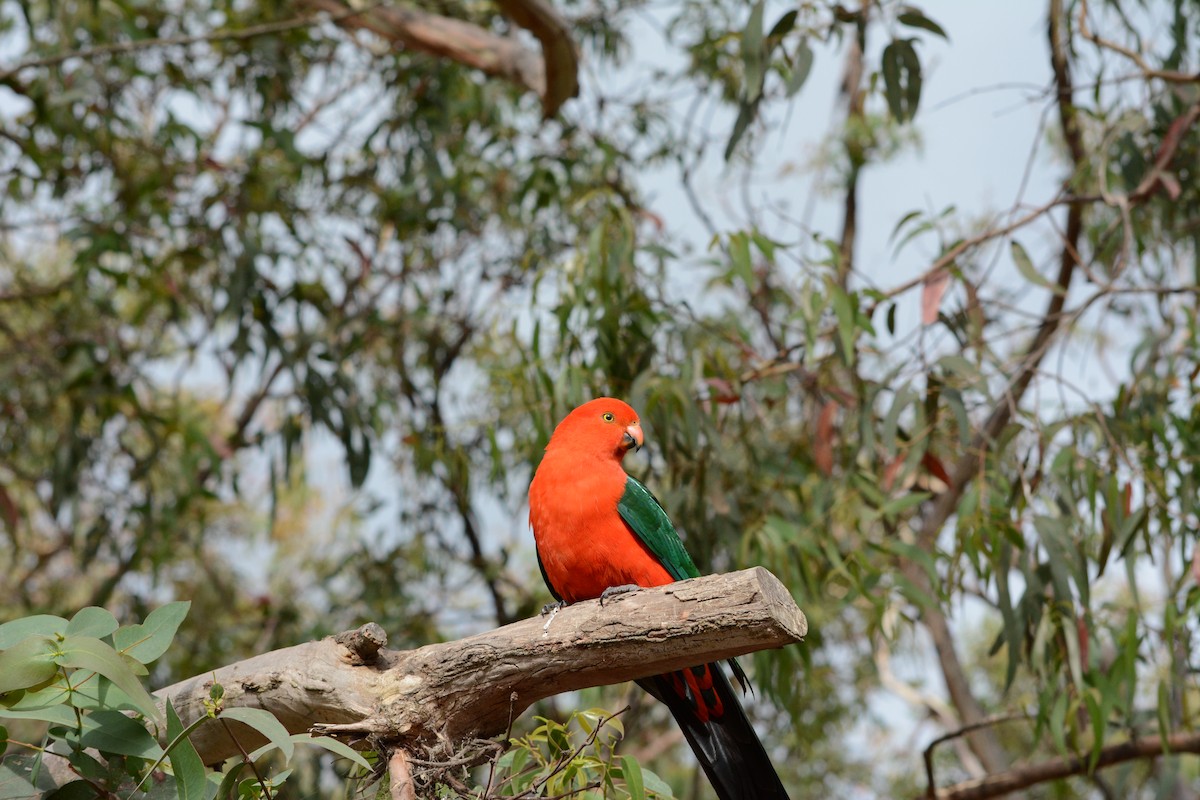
left=897, top=7, right=948, bottom=39
left=0, top=616, right=67, bottom=650
left=291, top=734, right=372, bottom=770
left=212, top=763, right=247, bottom=800
left=724, top=98, right=760, bottom=161
left=881, top=39, right=922, bottom=122
left=79, top=710, right=164, bottom=760
left=741, top=1, right=766, bottom=100
left=767, top=10, right=797, bottom=40
left=728, top=233, right=753, bottom=285
left=166, top=701, right=207, bottom=800
left=65, top=608, right=118, bottom=640
left=0, top=763, right=40, bottom=800
left=1156, top=681, right=1171, bottom=742
left=64, top=674, right=145, bottom=714
left=1010, top=240, right=1065, bottom=294
left=113, top=601, right=190, bottom=665
left=640, top=766, right=675, bottom=799
left=830, top=286, right=857, bottom=366
left=786, top=39, right=814, bottom=97
left=620, top=755, right=645, bottom=800
left=0, top=704, right=77, bottom=728
left=55, top=636, right=160, bottom=721
left=219, top=707, right=294, bottom=762
left=0, top=636, right=59, bottom=695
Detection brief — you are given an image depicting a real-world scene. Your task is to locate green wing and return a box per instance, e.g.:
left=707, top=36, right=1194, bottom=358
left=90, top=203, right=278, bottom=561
left=618, top=476, right=751, bottom=692
left=617, top=476, right=701, bottom=581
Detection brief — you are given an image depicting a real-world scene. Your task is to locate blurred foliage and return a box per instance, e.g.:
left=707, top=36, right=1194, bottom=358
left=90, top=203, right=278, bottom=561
left=0, top=603, right=373, bottom=797
left=2, top=0, right=1200, bottom=797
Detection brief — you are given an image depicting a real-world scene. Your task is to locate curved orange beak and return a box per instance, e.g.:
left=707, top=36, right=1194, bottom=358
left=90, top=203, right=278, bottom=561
left=622, top=422, right=644, bottom=452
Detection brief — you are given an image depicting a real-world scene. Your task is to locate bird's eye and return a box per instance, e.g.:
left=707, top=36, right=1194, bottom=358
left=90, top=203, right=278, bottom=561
left=602, top=412, right=615, bottom=422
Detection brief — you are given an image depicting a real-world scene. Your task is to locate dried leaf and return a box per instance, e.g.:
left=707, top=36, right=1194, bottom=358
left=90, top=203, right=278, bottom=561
left=920, top=269, right=950, bottom=325
left=814, top=401, right=837, bottom=476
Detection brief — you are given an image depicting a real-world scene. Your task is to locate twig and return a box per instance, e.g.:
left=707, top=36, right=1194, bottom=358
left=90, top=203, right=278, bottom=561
left=922, top=714, right=1030, bottom=798
left=218, top=717, right=274, bottom=800
left=1077, top=0, right=1200, bottom=85
left=0, top=5, right=379, bottom=82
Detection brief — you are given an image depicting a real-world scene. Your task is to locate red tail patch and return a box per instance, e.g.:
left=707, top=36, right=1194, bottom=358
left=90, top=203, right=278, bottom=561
left=672, top=664, right=725, bottom=722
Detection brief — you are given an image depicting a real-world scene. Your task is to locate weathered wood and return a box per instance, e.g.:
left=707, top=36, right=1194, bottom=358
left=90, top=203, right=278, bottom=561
left=302, top=0, right=578, bottom=117
left=156, top=567, right=806, bottom=764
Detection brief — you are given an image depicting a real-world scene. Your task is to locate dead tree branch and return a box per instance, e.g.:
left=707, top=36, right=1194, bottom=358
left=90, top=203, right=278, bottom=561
left=928, top=731, right=1200, bottom=800
left=154, top=567, right=806, bottom=765
left=301, top=0, right=578, bottom=117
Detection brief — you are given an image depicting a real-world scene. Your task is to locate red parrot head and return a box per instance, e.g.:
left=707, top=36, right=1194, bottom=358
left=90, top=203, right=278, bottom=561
left=545, top=397, right=644, bottom=460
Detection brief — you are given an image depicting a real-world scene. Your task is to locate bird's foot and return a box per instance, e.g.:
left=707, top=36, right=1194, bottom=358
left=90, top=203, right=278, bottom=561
left=541, top=601, right=564, bottom=632
left=599, top=584, right=641, bottom=606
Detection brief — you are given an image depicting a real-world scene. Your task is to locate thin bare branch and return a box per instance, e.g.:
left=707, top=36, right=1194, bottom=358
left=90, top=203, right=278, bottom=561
left=0, top=5, right=379, bottom=83
left=930, top=730, right=1200, bottom=800
left=1078, top=0, right=1200, bottom=85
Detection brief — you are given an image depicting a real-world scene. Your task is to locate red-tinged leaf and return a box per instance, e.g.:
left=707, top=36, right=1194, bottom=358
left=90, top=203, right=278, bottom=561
left=705, top=378, right=740, bottom=404
left=921, top=450, right=951, bottom=486
left=0, top=483, right=18, bottom=532
left=1160, top=172, right=1182, bottom=199
left=1077, top=615, right=1089, bottom=669
left=637, top=208, right=665, bottom=232
left=882, top=453, right=905, bottom=491
left=814, top=402, right=837, bottom=476
left=920, top=269, right=950, bottom=325
left=1123, top=482, right=1132, bottom=515
left=1191, top=547, right=1200, bottom=584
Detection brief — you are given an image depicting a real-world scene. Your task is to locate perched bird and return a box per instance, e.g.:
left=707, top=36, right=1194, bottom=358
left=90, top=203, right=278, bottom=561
left=528, top=397, right=791, bottom=800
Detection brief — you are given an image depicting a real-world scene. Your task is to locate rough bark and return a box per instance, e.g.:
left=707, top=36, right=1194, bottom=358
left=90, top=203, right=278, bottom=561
left=302, top=0, right=578, bottom=117
left=155, top=567, right=806, bottom=765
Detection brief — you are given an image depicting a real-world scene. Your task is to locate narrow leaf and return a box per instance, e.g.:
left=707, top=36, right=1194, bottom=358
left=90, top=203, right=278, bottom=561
left=741, top=1, right=766, bottom=100
left=621, top=755, right=645, bottom=800
left=219, top=707, right=294, bottom=762
left=920, top=269, right=950, bottom=325
left=898, top=8, right=949, bottom=39
left=724, top=98, right=759, bottom=161
left=1010, top=240, right=1065, bottom=293
left=292, top=734, right=372, bottom=770
left=166, top=701, right=207, bottom=800
left=786, top=39, right=814, bottom=97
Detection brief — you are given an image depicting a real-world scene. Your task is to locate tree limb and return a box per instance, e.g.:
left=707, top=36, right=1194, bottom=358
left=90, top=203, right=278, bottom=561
left=301, top=0, right=578, bottom=117
left=154, top=567, right=806, bottom=765
left=929, top=731, right=1200, bottom=800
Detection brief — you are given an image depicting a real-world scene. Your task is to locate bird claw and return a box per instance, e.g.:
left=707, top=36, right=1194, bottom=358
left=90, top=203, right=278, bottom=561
left=542, top=602, right=562, bottom=632
left=599, top=584, right=641, bottom=606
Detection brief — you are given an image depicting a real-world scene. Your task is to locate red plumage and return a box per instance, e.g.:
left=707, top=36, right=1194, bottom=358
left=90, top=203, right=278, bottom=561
left=528, top=398, right=792, bottom=800
left=528, top=398, right=672, bottom=602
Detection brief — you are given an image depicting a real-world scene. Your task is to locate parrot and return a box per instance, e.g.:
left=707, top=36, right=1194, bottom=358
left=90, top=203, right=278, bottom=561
left=528, top=397, right=791, bottom=800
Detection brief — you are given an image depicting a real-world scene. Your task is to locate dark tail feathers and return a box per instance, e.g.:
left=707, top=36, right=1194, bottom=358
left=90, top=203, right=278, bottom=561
left=637, top=663, right=790, bottom=800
